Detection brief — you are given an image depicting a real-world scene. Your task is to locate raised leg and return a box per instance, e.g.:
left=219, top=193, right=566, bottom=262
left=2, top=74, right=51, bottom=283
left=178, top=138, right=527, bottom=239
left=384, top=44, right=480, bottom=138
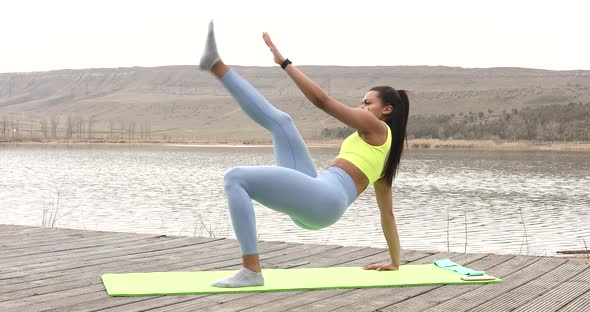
left=200, top=22, right=317, bottom=177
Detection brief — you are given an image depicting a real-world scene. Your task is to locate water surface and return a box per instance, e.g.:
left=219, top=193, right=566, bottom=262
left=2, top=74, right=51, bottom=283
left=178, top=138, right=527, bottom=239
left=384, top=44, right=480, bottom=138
left=1, top=143, right=588, bottom=256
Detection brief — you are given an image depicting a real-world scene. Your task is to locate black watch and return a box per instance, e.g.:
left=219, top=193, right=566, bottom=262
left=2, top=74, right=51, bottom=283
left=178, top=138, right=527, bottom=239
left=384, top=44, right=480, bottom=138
left=280, top=58, right=292, bottom=70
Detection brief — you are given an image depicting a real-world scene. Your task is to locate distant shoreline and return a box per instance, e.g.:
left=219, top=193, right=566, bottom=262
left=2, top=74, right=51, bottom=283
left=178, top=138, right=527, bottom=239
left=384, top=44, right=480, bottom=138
left=2, top=138, right=590, bottom=152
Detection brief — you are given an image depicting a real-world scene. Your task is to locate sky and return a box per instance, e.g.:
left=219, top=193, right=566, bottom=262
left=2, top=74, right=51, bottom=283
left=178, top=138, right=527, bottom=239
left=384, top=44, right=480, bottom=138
left=1, top=0, right=589, bottom=73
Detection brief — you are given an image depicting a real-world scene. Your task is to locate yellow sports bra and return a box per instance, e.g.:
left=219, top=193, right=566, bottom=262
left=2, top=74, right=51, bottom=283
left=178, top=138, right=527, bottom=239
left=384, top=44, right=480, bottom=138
left=336, top=122, right=392, bottom=186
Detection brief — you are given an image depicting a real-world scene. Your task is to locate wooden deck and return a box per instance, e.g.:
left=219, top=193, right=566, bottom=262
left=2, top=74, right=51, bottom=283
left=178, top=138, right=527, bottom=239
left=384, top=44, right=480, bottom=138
left=0, top=224, right=589, bottom=312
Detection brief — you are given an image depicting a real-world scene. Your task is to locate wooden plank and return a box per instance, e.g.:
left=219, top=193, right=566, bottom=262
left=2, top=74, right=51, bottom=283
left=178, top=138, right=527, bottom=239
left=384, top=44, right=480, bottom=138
left=212, top=248, right=428, bottom=312
left=0, top=226, right=116, bottom=242
left=0, top=224, right=26, bottom=231
left=6, top=242, right=325, bottom=311
left=0, top=237, right=219, bottom=278
left=0, top=232, right=115, bottom=251
left=138, top=249, right=425, bottom=312
left=0, top=236, right=206, bottom=269
left=98, top=246, right=403, bottom=312
left=0, top=241, right=245, bottom=310
left=467, top=260, right=590, bottom=312
left=2, top=239, right=270, bottom=289
left=0, top=240, right=320, bottom=311
left=0, top=238, right=265, bottom=294
left=0, top=233, right=163, bottom=262
left=0, top=231, right=128, bottom=251
left=0, top=226, right=109, bottom=242
left=77, top=247, right=384, bottom=312
left=323, top=253, right=516, bottom=312
left=317, top=248, right=428, bottom=268
left=172, top=251, right=446, bottom=312
left=263, top=245, right=370, bottom=268
left=103, top=247, right=391, bottom=312
left=557, top=288, right=590, bottom=312
left=0, top=238, right=232, bottom=291
left=511, top=266, right=590, bottom=312
left=89, top=247, right=380, bottom=312
left=371, top=255, right=535, bottom=312
left=0, top=291, right=123, bottom=312
left=234, top=251, right=455, bottom=312
left=200, top=251, right=446, bottom=312
left=2, top=226, right=588, bottom=312
left=76, top=294, right=211, bottom=312
left=46, top=245, right=380, bottom=311
left=2, top=236, right=184, bottom=271
left=0, top=236, right=186, bottom=279
left=0, top=225, right=120, bottom=241
left=416, top=257, right=568, bottom=312
left=0, top=229, right=156, bottom=254
left=0, top=224, right=51, bottom=233
left=278, top=252, right=489, bottom=312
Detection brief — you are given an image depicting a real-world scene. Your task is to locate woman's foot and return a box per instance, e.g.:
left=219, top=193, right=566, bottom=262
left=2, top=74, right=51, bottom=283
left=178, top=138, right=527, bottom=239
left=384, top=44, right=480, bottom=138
left=210, top=267, right=265, bottom=288
left=199, top=20, right=221, bottom=70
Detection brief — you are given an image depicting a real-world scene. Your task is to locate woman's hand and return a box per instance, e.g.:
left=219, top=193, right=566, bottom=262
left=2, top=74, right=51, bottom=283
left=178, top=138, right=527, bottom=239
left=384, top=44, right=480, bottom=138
left=262, top=32, right=286, bottom=65
left=362, top=263, right=399, bottom=271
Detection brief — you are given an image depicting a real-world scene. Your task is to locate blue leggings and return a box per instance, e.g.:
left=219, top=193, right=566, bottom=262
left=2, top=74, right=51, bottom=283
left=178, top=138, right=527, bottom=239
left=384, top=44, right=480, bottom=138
left=220, top=70, right=358, bottom=255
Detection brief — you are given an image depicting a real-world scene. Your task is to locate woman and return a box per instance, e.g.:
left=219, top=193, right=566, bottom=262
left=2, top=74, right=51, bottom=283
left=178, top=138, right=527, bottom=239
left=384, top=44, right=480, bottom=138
left=200, top=21, right=410, bottom=288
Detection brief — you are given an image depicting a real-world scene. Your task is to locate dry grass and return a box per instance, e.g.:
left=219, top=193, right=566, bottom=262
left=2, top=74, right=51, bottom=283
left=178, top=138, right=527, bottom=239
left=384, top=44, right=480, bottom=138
left=406, top=139, right=590, bottom=151
left=4, top=138, right=590, bottom=152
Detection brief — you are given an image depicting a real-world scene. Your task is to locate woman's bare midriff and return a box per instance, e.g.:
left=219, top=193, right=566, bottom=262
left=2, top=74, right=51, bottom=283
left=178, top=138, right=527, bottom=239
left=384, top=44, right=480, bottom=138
left=331, top=158, right=369, bottom=196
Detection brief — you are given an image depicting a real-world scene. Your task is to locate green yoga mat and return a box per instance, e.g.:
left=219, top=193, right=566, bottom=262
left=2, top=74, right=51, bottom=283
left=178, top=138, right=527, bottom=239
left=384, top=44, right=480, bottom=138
left=101, top=265, right=502, bottom=296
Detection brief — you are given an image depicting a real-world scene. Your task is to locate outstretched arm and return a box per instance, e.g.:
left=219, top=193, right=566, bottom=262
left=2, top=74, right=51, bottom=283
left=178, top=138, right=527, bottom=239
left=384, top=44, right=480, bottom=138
left=363, top=176, right=401, bottom=270
left=262, top=33, right=382, bottom=135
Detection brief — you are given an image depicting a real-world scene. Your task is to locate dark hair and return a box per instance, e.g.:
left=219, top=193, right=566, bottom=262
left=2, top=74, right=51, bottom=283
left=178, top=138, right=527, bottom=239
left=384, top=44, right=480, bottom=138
left=369, top=86, right=410, bottom=185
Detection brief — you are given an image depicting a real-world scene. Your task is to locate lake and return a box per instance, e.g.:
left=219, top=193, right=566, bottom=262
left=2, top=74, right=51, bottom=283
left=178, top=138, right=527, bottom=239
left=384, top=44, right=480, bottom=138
left=1, top=143, right=589, bottom=257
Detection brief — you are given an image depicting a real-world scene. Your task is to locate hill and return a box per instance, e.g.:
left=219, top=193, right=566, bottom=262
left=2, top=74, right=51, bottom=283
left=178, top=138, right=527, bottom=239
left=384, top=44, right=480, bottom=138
left=1, top=65, right=589, bottom=141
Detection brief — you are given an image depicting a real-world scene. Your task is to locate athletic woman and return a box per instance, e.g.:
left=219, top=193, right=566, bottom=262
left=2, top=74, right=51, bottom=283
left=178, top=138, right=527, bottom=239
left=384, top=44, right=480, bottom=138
left=199, top=21, right=410, bottom=288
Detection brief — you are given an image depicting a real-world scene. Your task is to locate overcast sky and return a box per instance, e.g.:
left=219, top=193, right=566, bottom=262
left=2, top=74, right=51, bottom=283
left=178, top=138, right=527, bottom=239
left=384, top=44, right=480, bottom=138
left=1, top=0, right=588, bottom=73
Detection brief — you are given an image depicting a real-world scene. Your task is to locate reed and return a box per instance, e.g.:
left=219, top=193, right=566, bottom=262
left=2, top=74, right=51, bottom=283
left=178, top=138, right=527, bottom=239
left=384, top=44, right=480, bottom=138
left=583, top=236, right=589, bottom=262
left=446, top=207, right=450, bottom=252
left=464, top=208, right=468, bottom=254
left=41, top=183, right=75, bottom=227
left=518, top=207, right=530, bottom=255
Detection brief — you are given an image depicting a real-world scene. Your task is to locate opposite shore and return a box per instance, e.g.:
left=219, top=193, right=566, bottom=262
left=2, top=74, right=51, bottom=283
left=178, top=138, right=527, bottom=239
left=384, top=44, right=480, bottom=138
left=2, top=138, right=590, bottom=152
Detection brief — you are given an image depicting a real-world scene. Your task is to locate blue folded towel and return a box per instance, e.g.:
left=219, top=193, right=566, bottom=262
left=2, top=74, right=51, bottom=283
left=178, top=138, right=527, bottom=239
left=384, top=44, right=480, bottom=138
left=433, top=259, right=485, bottom=276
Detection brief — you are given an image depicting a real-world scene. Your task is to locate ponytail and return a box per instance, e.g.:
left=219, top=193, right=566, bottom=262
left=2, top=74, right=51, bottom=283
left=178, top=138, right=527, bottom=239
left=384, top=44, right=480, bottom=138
left=369, top=86, right=410, bottom=185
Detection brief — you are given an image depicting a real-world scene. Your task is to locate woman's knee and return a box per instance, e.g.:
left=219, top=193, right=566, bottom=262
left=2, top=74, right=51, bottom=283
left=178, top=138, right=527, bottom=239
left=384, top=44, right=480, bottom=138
left=223, top=166, right=248, bottom=191
left=273, top=112, right=294, bottom=128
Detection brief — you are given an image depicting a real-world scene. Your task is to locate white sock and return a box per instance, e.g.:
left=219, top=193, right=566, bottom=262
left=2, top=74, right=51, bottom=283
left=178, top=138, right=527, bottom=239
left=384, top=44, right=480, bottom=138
left=210, top=267, right=265, bottom=288
left=199, top=20, right=221, bottom=70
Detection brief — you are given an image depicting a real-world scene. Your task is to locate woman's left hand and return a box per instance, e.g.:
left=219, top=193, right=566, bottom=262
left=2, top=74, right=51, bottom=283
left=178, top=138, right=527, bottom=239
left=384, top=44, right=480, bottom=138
left=262, top=32, right=286, bottom=65
left=362, top=263, right=399, bottom=271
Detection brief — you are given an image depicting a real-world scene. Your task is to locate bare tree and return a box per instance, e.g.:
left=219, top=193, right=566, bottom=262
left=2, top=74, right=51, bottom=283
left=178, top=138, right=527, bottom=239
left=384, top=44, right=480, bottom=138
left=87, top=117, right=95, bottom=140
left=13, top=119, right=19, bottom=138
left=1, top=115, right=7, bottom=137
left=139, top=121, right=151, bottom=140
left=108, top=120, right=115, bottom=139
left=65, top=116, right=73, bottom=139
left=40, top=119, right=48, bottom=139
left=75, top=118, right=85, bottom=139
left=139, top=121, right=149, bottom=140
left=145, top=121, right=151, bottom=140
left=139, top=121, right=144, bottom=140
left=127, top=121, right=136, bottom=139
left=50, top=116, right=60, bottom=139
left=119, top=121, right=125, bottom=138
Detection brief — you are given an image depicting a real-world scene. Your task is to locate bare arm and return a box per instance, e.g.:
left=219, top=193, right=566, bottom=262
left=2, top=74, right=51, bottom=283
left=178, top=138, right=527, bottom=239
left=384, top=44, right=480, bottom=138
left=262, top=32, right=382, bottom=134
left=363, top=176, right=401, bottom=270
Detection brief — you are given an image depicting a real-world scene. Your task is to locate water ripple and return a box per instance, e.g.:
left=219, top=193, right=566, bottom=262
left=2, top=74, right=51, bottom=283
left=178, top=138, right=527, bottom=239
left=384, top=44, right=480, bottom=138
left=1, top=144, right=588, bottom=256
